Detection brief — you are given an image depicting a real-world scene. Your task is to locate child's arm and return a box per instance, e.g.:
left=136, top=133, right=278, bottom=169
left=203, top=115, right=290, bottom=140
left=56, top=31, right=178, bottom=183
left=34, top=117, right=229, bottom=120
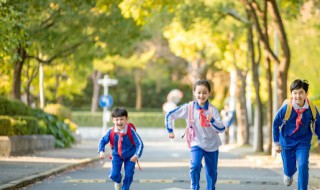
left=209, top=106, right=225, bottom=133
left=98, top=129, right=112, bottom=159
left=314, top=107, right=320, bottom=153
left=131, top=129, right=144, bottom=159
left=272, top=105, right=286, bottom=151
left=165, top=103, right=188, bottom=138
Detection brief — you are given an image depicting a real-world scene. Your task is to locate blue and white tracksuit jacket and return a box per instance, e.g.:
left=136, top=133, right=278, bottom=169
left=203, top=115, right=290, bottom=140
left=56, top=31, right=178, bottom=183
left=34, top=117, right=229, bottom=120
left=165, top=100, right=225, bottom=190
left=98, top=124, right=143, bottom=190
left=273, top=100, right=320, bottom=190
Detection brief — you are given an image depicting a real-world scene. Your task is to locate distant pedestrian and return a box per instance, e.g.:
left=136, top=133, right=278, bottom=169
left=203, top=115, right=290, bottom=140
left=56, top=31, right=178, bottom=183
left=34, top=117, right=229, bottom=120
left=165, top=79, right=225, bottom=190
left=220, top=103, right=235, bottom=144
left=273, top=79, right=320, bottom=190
left=98, top=107, right=144, bottom=190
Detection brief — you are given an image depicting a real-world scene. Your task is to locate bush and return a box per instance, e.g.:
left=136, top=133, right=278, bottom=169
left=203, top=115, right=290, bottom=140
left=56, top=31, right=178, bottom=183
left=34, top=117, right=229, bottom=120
left=72, top=111, right=186, bottom=128
left=0, top=96, right=33, bottom=116
left=0, top=116, right=13, bottom=135
left=44, top=104, right=72, bottom=121
left=0, top=116, right=39, bottom=135
left=11, top=116, right=39, bottom=135
left=33, top=108, right=75, bottom=148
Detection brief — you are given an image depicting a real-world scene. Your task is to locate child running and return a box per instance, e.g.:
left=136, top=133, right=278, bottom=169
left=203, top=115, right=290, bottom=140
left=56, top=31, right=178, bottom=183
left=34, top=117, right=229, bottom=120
left=273, top=79, right=320, bottom=190
left=165, top=79, right=225, bottom=190
left=98, top=107, right=144, bottom=190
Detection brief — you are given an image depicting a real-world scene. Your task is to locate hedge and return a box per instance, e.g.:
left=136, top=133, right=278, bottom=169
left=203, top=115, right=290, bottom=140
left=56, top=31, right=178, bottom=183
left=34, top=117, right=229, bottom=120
left=0, top=116, right=39, bottom=135
left=72, top=111, right=187, bottom=128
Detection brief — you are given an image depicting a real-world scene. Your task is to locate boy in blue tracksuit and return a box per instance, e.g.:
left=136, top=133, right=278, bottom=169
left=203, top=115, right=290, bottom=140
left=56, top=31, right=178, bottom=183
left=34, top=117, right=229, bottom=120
left=98, top=107, right=144, bottom=190
left=273, top=79, right=320, bottom=190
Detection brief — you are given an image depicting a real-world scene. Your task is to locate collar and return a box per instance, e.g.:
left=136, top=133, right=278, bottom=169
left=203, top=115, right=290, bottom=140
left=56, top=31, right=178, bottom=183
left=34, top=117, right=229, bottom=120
left=195, top=100, right=209, bottom=110
left=114, top=124, right=128, bottom=133
left=292, top=99, right=309, bottom=110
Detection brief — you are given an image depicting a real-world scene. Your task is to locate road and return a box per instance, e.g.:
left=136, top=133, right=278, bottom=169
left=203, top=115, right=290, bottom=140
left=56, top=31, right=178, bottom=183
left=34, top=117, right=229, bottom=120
left=23, top=129, right=319, bottom=190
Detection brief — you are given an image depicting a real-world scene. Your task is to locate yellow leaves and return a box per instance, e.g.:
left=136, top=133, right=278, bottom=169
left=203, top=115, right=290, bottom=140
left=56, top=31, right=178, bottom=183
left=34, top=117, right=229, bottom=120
left=50, top=3, right=60, bottom=11
left=164, top=18, right=220, bottom=61
left=119, top=0, right=155, bottom=25
left=93, top=58, right=115, bottom=73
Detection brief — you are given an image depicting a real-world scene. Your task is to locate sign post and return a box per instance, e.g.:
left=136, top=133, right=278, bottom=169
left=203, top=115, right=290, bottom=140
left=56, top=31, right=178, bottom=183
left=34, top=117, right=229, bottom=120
left=98, top=75, right=118, bottom=136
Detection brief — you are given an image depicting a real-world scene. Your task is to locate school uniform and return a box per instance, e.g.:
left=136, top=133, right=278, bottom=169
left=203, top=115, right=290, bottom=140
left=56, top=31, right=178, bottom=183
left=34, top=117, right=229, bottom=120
left=273, top=100, right=320, bottom=190
left=166, top=100, right=225, bottom=190
left=98, top=124, right=144, bottom=190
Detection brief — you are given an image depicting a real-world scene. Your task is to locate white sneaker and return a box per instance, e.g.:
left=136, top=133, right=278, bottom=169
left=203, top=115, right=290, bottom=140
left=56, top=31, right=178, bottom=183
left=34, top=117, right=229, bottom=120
left=114, top=182, right=122, bottom=190
left=283, top=175, right=293, bottom=186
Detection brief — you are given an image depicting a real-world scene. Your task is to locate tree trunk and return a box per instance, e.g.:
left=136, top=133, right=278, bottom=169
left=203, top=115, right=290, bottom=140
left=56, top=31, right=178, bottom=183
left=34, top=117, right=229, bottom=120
left=91, top=70, right=101, bottom=113
left=39, top=63, right=45, bottom=109
left=248, top=12, right=264, bottom=152
left=236, top=71, right=250, bottom=145
left=268, top=0, right=291, bottom=108
left=262, top=1, right=273, bottom=154
left=12, top=46, right=26, bottom=100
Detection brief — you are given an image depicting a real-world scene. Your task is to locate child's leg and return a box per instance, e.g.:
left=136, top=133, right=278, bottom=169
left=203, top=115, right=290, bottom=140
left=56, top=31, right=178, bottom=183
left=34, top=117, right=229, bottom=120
left=204, top=150, right=219, bottom=190
left=190, top=146, right=204, bottom=190
left=122, top=158, right=136, bottom=190
left=296, top=146, right=310, bottom=190
left=281, top=148, right=297, bottom=178
left=109, top=156, right=124, bottom=183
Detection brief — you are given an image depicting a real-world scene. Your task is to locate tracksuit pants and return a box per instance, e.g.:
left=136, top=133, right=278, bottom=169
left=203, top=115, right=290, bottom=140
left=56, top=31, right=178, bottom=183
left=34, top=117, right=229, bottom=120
left=109, top=155, right=136, bottom=190
left=190, top=146, right=219, bottom=190
left=281, top=144, right=310, bottom=190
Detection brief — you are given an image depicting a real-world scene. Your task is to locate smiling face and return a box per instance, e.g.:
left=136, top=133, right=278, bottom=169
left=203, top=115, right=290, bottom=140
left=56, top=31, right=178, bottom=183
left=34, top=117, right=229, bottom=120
left=112, top=116, right=128, bottom=131
left=291, top=88, right=308, bottom=107
left=193, top=84, right=210, bottom=106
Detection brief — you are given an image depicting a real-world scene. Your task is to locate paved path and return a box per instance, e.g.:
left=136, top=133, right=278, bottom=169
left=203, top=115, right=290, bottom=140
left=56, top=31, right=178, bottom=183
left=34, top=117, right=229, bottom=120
left=0, top=127, right=319, bottom=190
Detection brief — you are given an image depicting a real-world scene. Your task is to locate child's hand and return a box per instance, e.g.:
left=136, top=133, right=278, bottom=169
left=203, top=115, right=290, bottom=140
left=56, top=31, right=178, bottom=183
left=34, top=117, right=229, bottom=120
left=318, top=143, right=320, bottom=153
left=274, top=145, right=282, bottom=153
left=168, top=132, right=175, bottom=139
left=99, top=152, right=106, bottom=159
left=206, top=114, right=212, bottom=122
left=130, top=155, right=138, bottom=162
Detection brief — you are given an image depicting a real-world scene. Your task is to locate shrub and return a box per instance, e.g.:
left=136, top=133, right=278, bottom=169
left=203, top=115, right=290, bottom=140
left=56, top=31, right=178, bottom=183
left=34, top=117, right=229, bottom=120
left=0, top=116, right=13, bottom=135
left=44, top=104, right=72, bottom=121
left=0, top=96, right=33, bottom=116
left=11, top=116, right=39, bottom=135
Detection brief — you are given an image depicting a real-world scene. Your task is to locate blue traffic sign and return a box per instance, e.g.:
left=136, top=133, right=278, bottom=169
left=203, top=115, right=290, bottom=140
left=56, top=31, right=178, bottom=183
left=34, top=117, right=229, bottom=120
left=99, top=95, right=113, bottom=109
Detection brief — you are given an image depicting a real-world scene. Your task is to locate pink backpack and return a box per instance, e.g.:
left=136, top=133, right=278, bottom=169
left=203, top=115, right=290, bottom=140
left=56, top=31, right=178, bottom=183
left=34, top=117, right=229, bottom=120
left=182, top=101, right=213, bottom=148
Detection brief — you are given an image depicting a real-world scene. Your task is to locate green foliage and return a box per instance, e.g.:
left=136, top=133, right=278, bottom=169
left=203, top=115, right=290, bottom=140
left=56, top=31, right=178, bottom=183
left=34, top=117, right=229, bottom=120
left=44, top=103, right=72, bottom=120
left=0, top=96, right=33, bottom=116
left=72, top=111, right=186, bottom=128
left=0, top=116, right=13, bottom=135
left=33, top=108, right=75, bottom=148
left=0, top=115, right=39, bottom=135
left=11, top=116, right=39, bottom=135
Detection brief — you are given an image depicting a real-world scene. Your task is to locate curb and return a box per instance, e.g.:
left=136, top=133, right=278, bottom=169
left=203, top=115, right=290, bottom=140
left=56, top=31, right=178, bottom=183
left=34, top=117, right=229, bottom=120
left=0, top=157, right=100, bottom=190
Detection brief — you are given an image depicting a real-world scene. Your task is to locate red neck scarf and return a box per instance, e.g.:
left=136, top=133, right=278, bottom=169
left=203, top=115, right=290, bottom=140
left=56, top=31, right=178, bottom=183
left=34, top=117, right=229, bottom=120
left=291, top=108, right=307, bottom=134
left=116, top=133, right=125, bottom=157
left=199, top=108, right=210, bottom=127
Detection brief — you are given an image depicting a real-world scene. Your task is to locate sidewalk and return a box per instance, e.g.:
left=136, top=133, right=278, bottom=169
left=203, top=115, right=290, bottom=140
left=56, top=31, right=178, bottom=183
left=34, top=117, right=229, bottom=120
left=0, top=139, right=100, bottom=190
left=0, top=128, right=319, bottom=190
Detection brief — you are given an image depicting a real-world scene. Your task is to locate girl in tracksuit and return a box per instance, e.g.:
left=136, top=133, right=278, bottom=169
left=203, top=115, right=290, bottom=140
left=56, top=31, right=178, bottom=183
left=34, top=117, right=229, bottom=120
left=273, top=79, right=320, bottom=190
left=165, top=80, right=225, bottom=190
left=99, top=107, right=144, bottom=190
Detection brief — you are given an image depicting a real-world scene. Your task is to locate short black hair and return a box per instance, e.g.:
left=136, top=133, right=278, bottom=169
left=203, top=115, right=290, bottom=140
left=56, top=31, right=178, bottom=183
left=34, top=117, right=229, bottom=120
left=111, top=107, right=128, bottom=118
left=194, top=80, right=211, bottom=92
left=290, top=79, right=309, bottom=93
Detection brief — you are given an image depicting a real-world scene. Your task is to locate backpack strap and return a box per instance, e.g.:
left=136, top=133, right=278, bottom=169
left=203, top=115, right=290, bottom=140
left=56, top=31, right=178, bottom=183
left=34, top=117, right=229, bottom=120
left=109, top=127, right=115, bottom=149
left=181, top=101, right=194, bottom=139
left=127, top=123, right=136, bottom=146
left=307, top=99, right=317, bottom=135
left=187, top=101, right=194, bottom=127
left=279, top=99, right=291, bottom=133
